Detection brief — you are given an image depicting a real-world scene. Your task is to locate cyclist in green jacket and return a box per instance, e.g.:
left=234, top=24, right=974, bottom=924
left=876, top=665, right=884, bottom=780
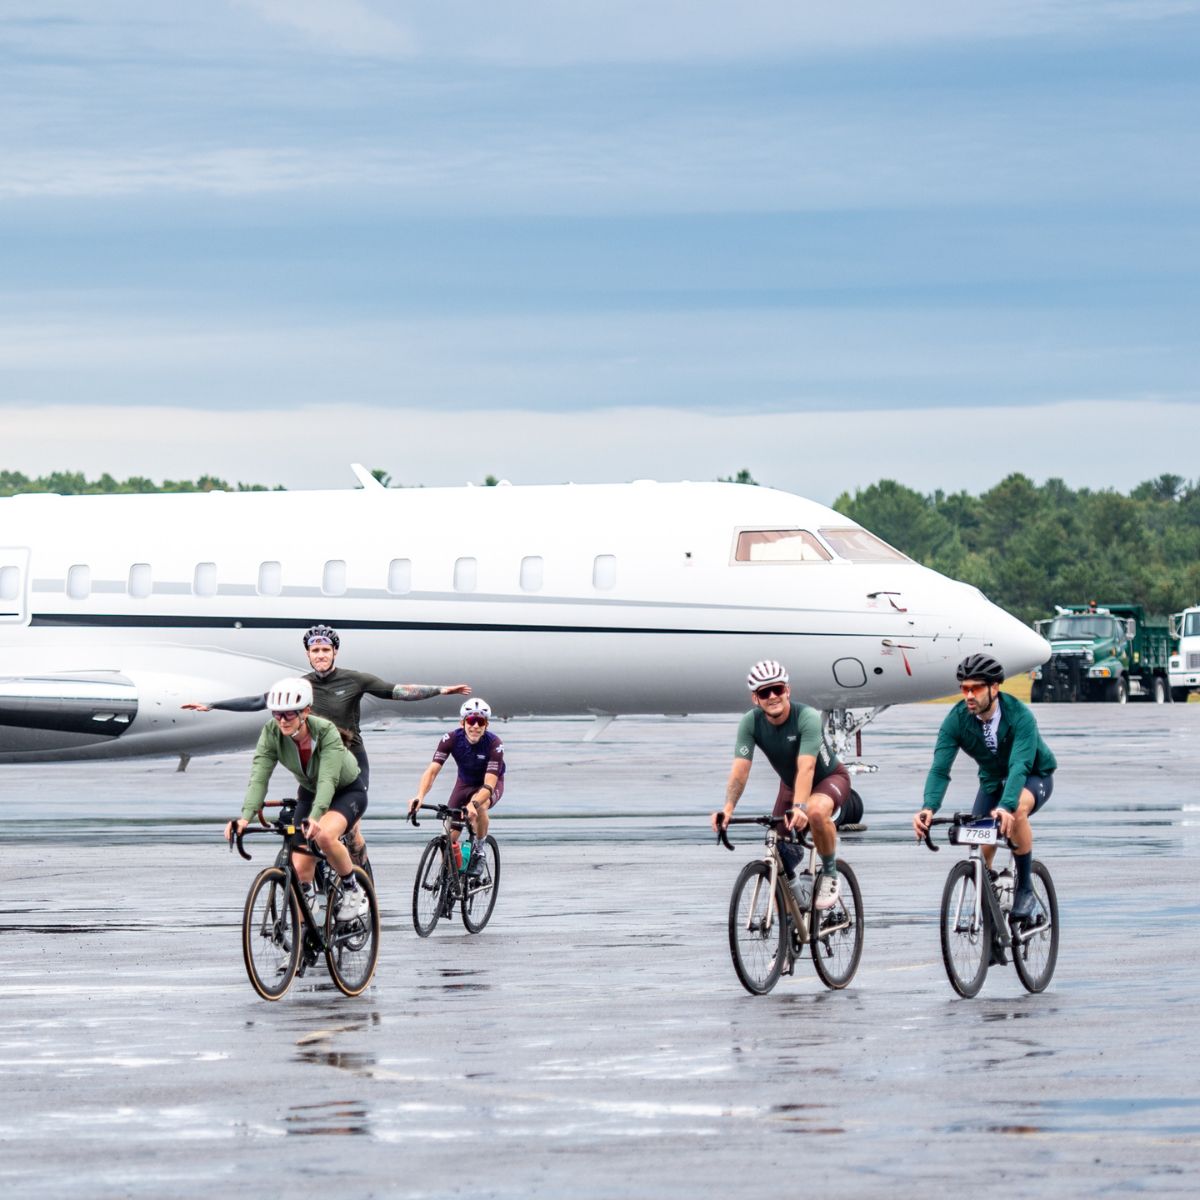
left=222, top=677, right=370, bottom=921
left=913, top=653, right=1057, bottom=921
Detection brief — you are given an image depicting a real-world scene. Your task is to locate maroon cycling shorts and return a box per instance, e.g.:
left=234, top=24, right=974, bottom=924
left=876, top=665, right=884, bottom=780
left=772, top=764, right=852, bottom=821
left=448, top=777, right=503, bottom=810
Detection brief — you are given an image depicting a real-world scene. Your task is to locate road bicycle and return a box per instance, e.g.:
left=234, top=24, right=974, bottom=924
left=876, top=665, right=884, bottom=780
left=920, top=813, right=1059, bottom=998
left=230, top=800, right=380, bottom=1001
left=717, top=814, right=863, bottom=995
left=409, top=803, right=501, bottom=936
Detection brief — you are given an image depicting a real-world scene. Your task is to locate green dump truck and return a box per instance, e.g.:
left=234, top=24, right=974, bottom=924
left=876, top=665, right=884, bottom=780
left=1030, top=603, right=1173, bottom=704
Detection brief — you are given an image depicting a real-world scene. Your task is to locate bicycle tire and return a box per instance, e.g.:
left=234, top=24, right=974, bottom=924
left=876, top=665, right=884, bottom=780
left=242, top=866, right=301, bottom=1001
left=940, top=860, right=991, bottom=998
left=324, top=868, right=380, bottom=997
left=1012, top=860, right=1059, bottom=993
left=413, top=836, right=450, bottom=937
left=810, top=859, right=864, bottom=989
left=461, top=836, right=501, bottom=933
left=728, top=861, right=787, bottom=995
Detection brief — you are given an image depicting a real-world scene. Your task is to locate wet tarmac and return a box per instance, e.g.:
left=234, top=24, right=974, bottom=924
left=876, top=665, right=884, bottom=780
left=2, top=705, right=1199, bottom=1198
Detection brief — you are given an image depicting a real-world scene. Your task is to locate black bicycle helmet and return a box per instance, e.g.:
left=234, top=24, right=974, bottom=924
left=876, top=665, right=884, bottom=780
left=303, top=623, right=340, bottom=650
left=956, top=653, right=1005, bottom=684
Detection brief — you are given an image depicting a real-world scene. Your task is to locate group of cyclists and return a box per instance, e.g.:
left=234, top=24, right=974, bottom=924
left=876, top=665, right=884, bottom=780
left=212, top=624, right=1055, bottom=960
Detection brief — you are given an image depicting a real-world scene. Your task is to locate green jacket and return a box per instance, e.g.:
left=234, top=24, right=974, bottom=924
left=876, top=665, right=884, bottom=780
left=922, top=694, right=1057, bottom=814
left=241, top=714, right=361, bottom=822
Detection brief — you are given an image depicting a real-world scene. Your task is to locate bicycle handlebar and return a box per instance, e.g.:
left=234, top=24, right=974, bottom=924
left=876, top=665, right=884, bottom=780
left=714, top=812, right=812, bottom=852
left=408, top=802, right=470, bottom=829
left=917, top=813, right=1016, bottom=853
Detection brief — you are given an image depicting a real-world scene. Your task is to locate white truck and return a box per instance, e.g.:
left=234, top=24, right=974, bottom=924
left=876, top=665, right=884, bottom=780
left=1168, top=605, right=1200, bottom=702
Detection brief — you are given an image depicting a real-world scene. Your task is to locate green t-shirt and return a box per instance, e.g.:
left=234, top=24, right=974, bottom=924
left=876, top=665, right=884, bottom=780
left=733, top=702, right=840, bottom=787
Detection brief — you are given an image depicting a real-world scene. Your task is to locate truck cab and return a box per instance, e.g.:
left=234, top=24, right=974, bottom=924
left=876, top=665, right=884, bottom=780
left=1168, top=606, right=1200, bottom=702
left=1031, top=603, right=1171, bottom=704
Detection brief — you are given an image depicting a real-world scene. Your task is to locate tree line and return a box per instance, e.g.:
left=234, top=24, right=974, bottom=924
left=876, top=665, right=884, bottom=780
left=0, top=470, right=281, bottom=495
left=832, top=474, right=1200, bottom=623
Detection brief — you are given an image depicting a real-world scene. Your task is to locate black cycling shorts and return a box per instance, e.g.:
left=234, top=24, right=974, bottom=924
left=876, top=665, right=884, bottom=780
left=295, top=778, right=369, bottom=828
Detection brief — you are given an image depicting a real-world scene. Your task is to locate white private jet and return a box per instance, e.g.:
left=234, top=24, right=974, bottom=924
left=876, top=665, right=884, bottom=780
left=0, top=470, right=1048, bottom=766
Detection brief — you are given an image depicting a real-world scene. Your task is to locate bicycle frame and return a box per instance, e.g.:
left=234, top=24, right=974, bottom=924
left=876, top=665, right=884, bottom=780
left=720, top=817, right=846, bottom=948
left=925, top=816, right=1013, bottom=951
left=234, top=815, right=343, bottom=958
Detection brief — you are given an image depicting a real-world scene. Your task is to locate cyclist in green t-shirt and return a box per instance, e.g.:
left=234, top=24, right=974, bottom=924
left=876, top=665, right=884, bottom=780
left=711, top=660, right=853, bottom=909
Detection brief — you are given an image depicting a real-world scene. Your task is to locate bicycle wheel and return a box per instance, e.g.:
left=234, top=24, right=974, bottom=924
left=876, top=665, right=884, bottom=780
left=324, top=868, right=380, bottom=997
left=242, top=867, right=301, bottom=1001
left=461, top=836, right=501, bottom=933
left=810, top=860, right=864, bottom=989
left=1012, top=860, right=1059, bottom=993
left=413, top=836, right=450, bottom=937
left=728, top=861, right=787, bottom=995
left=940, top=860, right=991, bottom=998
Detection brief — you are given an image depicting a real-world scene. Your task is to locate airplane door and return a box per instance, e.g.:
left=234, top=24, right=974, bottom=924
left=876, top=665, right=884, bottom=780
left=0, top=548, right=30, bottom=625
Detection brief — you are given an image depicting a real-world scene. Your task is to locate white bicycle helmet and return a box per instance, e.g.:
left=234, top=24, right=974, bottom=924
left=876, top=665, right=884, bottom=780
left=460, top=698, right=492, bottom=721
left=746, top=660, right=789, bottom=691
left=267, top=677, right=313, bottom=712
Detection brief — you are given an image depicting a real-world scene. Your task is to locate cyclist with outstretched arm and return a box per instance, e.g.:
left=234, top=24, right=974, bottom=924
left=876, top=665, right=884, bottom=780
left=188, top=624, right=470, bottom=870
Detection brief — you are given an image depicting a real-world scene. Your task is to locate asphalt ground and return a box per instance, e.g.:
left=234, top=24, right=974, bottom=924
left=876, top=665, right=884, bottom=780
left=2, top=704, right=1198, bottom=1198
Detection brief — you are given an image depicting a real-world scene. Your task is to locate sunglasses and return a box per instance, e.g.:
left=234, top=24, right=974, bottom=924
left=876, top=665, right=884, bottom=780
left=960, top=683, right=992, bottom=696
left=463, top=715, right=489, bottom=727
left=272, top=709, right=302, bottom=722
left=755, top=685, right=787, bottom=700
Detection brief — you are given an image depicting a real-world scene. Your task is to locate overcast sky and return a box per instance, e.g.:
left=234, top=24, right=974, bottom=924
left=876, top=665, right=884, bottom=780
left=2, top=1, right=1197, bottom=502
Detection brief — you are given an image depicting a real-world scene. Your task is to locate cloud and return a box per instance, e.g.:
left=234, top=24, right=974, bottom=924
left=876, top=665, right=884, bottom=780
left=232, top=0, right=415, bottom=57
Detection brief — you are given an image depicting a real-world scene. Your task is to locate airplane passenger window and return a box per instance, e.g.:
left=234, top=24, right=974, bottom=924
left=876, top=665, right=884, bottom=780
left=128, top=563, right=152, bottom=598
left=387, top=558, right=412, bottom=594
left=67, top=564, right=90, bottom=600
left=322, top=559, right=347, bottom=596
left=0, top=566, right=17, bottom=601
left=734, top=530, right=831, bottom=563
left=193, top=562, right=217, bottom=597
left=818, top=527, right=911, bottom=563
left=520, top=556, right=543, bottom=592
left=593, top=554, right=617, bottom=590
left=258, top=561, right=282, bottom=596
left=454, top=557, right=477, bottom=593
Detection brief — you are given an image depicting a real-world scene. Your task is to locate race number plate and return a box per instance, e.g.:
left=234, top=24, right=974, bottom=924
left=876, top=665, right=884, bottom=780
left=954, top=823, right=998, bottom=846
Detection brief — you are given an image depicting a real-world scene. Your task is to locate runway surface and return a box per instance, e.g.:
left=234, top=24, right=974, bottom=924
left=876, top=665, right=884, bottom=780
left=2, top=704, right=1198, bottom=1197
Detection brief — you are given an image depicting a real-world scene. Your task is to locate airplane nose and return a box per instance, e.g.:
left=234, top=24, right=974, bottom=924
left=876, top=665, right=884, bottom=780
left=990, top=610, right=1051, bottom=674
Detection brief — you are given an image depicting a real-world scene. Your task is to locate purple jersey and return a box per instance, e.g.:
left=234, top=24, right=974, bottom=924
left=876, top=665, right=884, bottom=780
left=432, top=728, right=506, bottom=786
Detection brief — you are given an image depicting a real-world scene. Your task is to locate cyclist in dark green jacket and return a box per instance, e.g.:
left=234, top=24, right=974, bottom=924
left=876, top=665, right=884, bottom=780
left=913, top=653, right=1057, bottom=920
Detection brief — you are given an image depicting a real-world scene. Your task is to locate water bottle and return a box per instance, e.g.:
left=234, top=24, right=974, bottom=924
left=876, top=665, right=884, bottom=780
left=459, top=841, right=471, bottom=872
left=452, top=841, right=464, bottom=872
left=993, top=867, right=1014, bottom=914
left=791, top=870, right=814, bottom=909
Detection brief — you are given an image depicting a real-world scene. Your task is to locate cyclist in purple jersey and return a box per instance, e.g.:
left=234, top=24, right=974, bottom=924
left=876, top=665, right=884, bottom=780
left=408, top=699, right=504, bottom=876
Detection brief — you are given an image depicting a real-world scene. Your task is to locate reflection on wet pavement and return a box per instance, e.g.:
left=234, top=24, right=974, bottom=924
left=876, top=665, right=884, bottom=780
left=2, top=708, right=1199, bottom=1196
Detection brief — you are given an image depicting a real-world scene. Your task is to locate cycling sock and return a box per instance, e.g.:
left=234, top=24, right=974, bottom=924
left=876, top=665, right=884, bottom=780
left=820, top=853, right=838, bottom=878
left=1014, top=851, right=1033, bottom=890
left=340, top=872, right=359, bottom=890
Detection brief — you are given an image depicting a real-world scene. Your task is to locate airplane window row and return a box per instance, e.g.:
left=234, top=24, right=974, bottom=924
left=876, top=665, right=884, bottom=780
left=59, top=555, right=619, bottom=599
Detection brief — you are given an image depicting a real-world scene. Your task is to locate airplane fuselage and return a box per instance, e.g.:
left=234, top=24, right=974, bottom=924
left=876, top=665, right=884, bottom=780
left=0, top=479, right=1049, bottom=762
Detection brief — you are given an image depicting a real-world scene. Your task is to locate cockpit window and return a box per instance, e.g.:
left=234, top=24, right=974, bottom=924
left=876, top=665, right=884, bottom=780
left=818, top=527, right=911, bottom=564
left=734, top=529, right=831, bottom=564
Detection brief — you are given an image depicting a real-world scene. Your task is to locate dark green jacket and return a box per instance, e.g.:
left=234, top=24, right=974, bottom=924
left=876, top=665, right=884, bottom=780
left=241, top=714, right=360, bottom=822
left=923, top=694, right=1057, bottom=814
